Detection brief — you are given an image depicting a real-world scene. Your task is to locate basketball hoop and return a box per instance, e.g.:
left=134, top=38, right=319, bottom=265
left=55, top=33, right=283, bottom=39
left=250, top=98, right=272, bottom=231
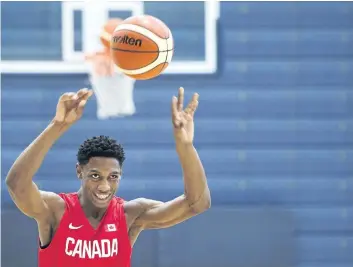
left=85, top=51, right=136, bottom=120
left=85, top=51, right=116, bottom=77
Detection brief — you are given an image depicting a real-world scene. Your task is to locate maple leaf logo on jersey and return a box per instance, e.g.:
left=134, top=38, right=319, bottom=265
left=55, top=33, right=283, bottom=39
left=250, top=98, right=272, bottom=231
left=105, top=224, right=117, bottom=232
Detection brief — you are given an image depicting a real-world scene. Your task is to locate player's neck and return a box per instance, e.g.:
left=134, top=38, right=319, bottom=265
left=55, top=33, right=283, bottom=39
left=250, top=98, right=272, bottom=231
left=77, top=190, right=107, bottom=220
left=82, top=205, right=107, bottom=220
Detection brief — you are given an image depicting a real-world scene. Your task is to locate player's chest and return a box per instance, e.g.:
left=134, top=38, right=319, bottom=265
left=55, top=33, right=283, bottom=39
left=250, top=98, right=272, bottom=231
left=65, top=214, right=119, bottom=238
left=64, top=235, right=119, bottom=260
left=60, top=220, right=122, bottom=260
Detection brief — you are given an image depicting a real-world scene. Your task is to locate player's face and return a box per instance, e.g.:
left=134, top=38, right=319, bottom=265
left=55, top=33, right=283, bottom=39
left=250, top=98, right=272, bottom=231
left=77, top=157, right=121, bottom=209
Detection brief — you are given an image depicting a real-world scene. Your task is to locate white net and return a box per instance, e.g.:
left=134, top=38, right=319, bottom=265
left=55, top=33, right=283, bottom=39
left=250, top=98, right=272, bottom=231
left=86, top=52, right=136, bottom=120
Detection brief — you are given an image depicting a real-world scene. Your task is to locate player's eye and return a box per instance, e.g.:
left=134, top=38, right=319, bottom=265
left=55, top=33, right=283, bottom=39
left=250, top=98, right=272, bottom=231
left=110, top=175, right=118, bottom=180
left=91, top=174, right=100, bottom=179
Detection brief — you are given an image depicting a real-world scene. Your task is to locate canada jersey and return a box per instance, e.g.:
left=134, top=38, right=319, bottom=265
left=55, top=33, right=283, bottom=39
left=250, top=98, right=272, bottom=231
left=38, top=193, right=132, bottom=267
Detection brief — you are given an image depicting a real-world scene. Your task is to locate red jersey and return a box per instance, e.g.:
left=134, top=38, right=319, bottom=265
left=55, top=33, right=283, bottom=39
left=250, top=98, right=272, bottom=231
left=38, top=193, right=132, bottom=267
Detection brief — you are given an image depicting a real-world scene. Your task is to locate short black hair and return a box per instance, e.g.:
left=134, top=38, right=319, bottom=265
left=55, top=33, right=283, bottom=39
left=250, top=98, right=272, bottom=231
left=77, top=135, right=125, bottom=166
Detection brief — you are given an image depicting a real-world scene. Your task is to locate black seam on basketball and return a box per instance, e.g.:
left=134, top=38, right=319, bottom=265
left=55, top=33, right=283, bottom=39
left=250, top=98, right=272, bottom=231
left=111, top=48, right=173, bottom=53
left=128, top=49, right=171, bottom=78
left=112, top=48, right=171, bottom=71
left=136, top=47, right=162, bottom=71
left=126, top=48, right=164, bottom=76
left=159, top=39, right=170, bottom=75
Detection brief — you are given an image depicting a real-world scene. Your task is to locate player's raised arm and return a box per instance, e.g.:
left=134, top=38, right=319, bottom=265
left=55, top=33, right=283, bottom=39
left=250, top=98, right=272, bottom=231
left=132, top=87, right=211, bottom=229
left=5, top=89, right=93, bottom=220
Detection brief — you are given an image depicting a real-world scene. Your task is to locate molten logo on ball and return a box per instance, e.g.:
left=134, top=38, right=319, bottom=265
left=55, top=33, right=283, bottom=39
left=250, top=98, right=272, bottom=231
left=112, top=35, right=142, bottom=47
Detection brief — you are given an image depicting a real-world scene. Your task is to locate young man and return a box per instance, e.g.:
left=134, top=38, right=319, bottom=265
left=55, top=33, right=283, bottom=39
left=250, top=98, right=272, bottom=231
left=6, top=87, right=211, bottom=267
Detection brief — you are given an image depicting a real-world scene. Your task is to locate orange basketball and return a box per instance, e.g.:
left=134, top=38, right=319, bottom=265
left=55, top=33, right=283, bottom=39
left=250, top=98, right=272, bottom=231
left=110, top=15, right=174, bottom=80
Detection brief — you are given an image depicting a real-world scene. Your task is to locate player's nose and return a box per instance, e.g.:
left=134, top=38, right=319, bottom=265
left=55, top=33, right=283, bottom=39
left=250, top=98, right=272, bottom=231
left=97, top=181, right=111, bottom=193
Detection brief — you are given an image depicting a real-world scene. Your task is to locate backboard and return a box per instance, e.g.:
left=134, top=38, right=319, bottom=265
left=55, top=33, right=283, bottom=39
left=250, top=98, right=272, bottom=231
left=1, top=1, right=220, bottom=74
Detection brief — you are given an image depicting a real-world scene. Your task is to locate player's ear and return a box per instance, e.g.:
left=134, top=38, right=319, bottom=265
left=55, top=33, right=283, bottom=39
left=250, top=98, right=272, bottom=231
left=76, top=163, right=83, bottom=180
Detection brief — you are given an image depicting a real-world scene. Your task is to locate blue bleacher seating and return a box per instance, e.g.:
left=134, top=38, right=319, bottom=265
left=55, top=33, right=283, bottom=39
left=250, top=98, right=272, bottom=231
left=1, top=2, right=353, bottom=267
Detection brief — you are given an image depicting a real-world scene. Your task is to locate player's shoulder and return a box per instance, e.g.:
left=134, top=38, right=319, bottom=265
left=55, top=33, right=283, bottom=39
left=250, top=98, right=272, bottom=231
left=40, top=190, right=64, bottom=204
left=40, top=191, right=66, bottom=213
left=121, top=198, right=165, bottom=227
left=36, top=191, right=67, bottom=226
left=123, top=198, right=163, bottom=213
left=124, top=197, right=160, bottom=205
left=121, top=198, right=149, bottom=226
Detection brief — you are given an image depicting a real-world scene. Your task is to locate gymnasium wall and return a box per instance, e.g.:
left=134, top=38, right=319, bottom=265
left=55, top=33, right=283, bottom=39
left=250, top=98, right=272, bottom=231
left=1, top=2, right=353, bottom=267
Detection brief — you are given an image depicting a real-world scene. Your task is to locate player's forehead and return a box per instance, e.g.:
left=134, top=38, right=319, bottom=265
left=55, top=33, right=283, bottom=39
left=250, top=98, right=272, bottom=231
left=84, top=156, right=121, bottom=172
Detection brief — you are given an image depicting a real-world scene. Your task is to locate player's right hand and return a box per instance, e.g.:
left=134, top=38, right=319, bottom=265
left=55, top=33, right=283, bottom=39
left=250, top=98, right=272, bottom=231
left=53, top=88, right=93, bottom=124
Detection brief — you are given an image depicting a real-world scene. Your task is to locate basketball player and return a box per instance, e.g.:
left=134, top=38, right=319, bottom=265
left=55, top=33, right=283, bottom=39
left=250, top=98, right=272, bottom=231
left=6, top=87, right=211, bottom=267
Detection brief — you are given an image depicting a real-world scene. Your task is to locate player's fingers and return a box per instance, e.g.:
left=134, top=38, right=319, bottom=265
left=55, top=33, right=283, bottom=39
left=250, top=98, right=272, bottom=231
left=177, top=87, right=184, bottom=112
left=60, top=92, right=76, bottom=102
left=80, top=89, right=94, bottom=101
left=87, top=89, right=94, bottom=98
left=192, top=92, right=199, bottom=102
left=77, top=88, right=89, bottom=98
left=76, top=99, right=88, bottom=113
left=184, top=95, right=199, bottom=115
left=184, top=103, right=198, bottom=116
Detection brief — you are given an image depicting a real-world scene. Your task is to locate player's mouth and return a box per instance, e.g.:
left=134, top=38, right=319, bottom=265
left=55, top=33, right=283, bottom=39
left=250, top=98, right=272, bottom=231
left=93, top=193, right=111, bottom=203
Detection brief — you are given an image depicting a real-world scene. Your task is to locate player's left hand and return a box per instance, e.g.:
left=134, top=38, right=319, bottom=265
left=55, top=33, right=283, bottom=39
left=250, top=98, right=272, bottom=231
left=171, top=87, right=199, bottom=145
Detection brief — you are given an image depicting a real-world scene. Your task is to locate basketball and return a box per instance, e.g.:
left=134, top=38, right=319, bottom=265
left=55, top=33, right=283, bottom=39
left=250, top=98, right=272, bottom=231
left=110, top=15, right=174, bottom=80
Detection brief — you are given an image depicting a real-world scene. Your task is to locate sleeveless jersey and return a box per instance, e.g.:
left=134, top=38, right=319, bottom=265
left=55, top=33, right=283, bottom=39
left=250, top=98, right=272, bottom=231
left=38, top=193, right=132, bottom=267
